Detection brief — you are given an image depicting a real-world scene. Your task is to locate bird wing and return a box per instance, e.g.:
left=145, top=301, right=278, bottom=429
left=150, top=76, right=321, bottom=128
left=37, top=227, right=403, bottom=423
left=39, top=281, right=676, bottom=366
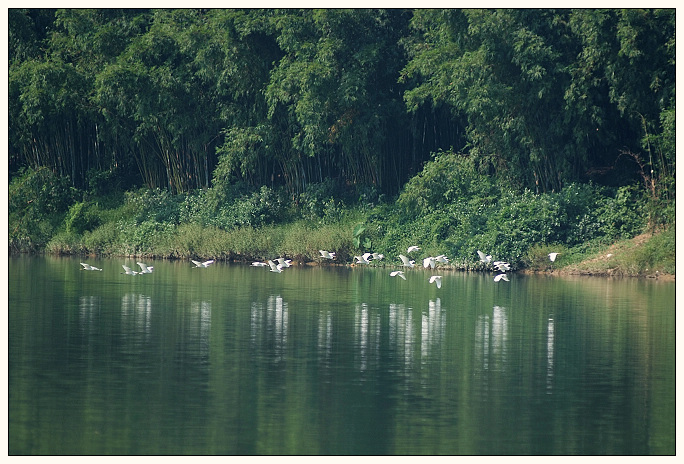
left=203, top=260, right=215, bottom=266
left=137, top=262, right=149, bottom=272
left=477, top=250, right=487, bottom=262
left=80, top=263, right=92, bottom=270
left=362, top=252, right=372, bottom=261
left=191, top=260, right=202, bottom=267
left=390, top=271, right=406, bottom=280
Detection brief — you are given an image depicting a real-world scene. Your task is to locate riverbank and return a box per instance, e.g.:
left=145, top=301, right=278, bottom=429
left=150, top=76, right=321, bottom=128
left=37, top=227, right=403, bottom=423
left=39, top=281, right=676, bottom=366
left=521, top=231, right=675, bottom=280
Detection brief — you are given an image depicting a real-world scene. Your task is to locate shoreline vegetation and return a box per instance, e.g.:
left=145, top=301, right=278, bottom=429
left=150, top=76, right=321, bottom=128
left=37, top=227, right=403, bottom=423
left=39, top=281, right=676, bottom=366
left=9, top=10, right=674, bottom=278
left=10, top=163, right=675, bottom=280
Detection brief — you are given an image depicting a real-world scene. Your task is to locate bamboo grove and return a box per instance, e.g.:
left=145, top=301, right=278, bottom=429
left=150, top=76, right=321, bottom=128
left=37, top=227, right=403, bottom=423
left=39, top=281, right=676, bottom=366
left=8, top=9, right=675, bottom=203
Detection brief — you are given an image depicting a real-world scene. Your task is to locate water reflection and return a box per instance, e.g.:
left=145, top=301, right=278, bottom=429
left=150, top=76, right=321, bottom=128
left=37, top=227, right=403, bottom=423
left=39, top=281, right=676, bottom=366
left=78, top=296, right=101, bottom=335
left=475, top=305, right=509, bottom=372
left=389, top=303, right=414, bottom=368
left=547, top=317, right=554, bottom=393
left=251, top=295, right=288, bottom=361
left=121, top=293, right=152, bottom=340
left=317, top=310, right=333, bottom=364
left=190, top=301, right=212, bottom=357
left=421, top=298, right=445, bottom=364
left=354, top=303, right=380, bottom=371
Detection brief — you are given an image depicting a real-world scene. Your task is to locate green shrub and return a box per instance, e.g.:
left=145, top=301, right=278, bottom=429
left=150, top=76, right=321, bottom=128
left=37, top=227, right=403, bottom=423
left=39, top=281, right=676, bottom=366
left=65, top=201, right=101, bottom=235
left=9, top=167, right=76, bottom=251
left=82, top=222, right=121, bottom=255
left=595, top=185, right=647, bottom=239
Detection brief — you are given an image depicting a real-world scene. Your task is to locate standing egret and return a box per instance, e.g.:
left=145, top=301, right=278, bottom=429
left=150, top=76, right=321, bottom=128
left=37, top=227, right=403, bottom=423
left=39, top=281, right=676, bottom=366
left=276, top=258, right=292, bottom=268
left=494, top=273, right=510, bottom=282
left=191, top=259, right=215, bottom=268
left=137, top=262, right=154, bottom=274
left=548, top=253, right=560, bottom=262
left=268, top=260, right=284, bottom=273
left=407, top=246, right=421, bottom=253
left=121, top=265, right=140, bottom=275
left=354, top=253, right=372, bottom=265
left=398, top=254, right=415, bottom=268
left=428, top=275, right=442, bottom=289
left=319, top=250, right=336, bottom=259
left=80, top=263, right=102, bottom=271
left=423, top=256, right=437, bottom=269
left=390, top=270, right=407, bottom=280
left=477, top=250, right=492, bottom=264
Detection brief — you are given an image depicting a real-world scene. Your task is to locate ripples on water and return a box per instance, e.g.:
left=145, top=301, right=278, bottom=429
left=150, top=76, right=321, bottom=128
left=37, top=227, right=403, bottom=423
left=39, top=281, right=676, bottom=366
left=8, top=256, right=676, bottom=455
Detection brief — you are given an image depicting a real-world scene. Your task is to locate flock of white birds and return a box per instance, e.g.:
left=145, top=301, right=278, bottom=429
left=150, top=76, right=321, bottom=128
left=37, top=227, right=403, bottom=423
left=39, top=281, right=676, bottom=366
left=80, top=249, right=559, bottom=286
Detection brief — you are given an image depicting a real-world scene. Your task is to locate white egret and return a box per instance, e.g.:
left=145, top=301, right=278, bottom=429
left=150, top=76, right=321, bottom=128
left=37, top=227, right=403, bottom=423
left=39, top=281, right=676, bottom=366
left=435, top=255, right=449, bottom=264
left=423, top=256, right=437, bottom=269
left=354, top=253, right=372, bottom=265
left=137, top=262, right=154, bottom=274
left=548, top=253, right=560, bottom=262
left=428, top=275, right=442, bottom=288
left=477, top=250, right=492, bottom=264
left=390, top=270, right=407, bottom=280
left=276, top=258, right=292, bottom=268
left=398, top=254, right=415, bottom=268
left=191, top=259, right=215, bottom=268
left=494, top=273, right=510, bottom=282
left=121, top=265, right=139, bottom=275
left=494, top=261, right=510, bottom=272
left=407, top=246, right=421, bottom=253
left=371, top=252, right=385, bottom=261
left=251, top=261, right=268, bottom=267
left=80, top=263, right=102, bottom=271
left=319, top=250, right=336, bottom=259
left=268, top=260, right=284, bottom=273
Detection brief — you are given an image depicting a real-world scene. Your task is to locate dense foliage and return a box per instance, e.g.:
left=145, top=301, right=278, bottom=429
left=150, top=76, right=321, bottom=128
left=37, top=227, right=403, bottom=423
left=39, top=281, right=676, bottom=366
left=8, top=8, right=675, bottom=274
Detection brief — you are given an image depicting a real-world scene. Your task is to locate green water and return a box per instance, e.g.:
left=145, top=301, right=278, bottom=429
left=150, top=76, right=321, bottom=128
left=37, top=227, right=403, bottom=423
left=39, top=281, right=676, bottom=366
left=8, top=255, right=675, bottom=455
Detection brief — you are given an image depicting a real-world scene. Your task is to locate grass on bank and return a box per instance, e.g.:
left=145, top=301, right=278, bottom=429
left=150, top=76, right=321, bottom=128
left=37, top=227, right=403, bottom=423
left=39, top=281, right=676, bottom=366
left=524, top=227, right=675, bottom=277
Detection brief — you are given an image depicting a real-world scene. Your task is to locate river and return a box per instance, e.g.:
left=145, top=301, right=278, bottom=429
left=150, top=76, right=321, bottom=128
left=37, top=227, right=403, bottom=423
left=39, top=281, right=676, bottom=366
left=8, top=255, right=675, bottom=455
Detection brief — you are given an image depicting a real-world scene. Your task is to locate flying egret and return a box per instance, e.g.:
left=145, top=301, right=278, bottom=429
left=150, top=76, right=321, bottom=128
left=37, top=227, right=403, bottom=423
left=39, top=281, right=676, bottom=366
left=548, top=252, right=560, bottom=262
left=477, top=250, right=492, bottom=264
left=319, top=250, right=336, bottom=259
left=276, top=258, right=292, bottom=268
left=435, top=255, right=449, bottom=264
left=251, top=261, right=268, bottom=267
left=121, top=265, right=139, bottom=275
left=371, top=252, right=385, bottom=261
left=398, top=254, right=415, bottom=268
left=354, top=253, right=372, bottom=265
left=80, top=263, right=102, bottom=271
left=494, top=273, right=510, bottom=282
left=407, top=246, right=421, bottom=253
left=494, top=261, right=510, bottom=272
left=390, top=270, right=407, bottom=280
left=423, top=256, right=437, bottom=269
left=429, top=275, right=442, bottom=289
left=137, top=262, right=154, bottom=274
left=268, top=260, right=284, bottom=273
left=192, top=259, right=215, bottom=268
